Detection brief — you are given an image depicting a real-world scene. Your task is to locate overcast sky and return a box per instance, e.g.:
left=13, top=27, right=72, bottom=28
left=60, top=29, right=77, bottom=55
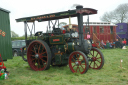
left=0, top=0, right=128, bottom=36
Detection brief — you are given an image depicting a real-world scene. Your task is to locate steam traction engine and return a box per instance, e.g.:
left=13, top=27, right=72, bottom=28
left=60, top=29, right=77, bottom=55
left=16, top=5, right=104, bottom=74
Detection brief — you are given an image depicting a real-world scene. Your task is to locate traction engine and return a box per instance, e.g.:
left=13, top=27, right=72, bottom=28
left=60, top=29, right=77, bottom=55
left=16, top=5, right=104, bottom=74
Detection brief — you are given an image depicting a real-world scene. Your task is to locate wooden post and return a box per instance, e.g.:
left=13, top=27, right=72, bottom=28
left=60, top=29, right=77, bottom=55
left=120, top=59, right=123, bottom=68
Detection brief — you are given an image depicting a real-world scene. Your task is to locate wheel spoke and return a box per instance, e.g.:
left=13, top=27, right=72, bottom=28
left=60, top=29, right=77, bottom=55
left=90, top=52, right=93, bottom=56
left=35, top=43, right=38, bottom=47
left=31, top=58, right=36, bottom=61
left=95, top=62, right=99, bottom=68
left=78, top=66, right=81, bottom=73
left=75, top=54, right=77, bottom=59
left=33, top=46, right=37, bottom=54
left=95, top=52, right=99, bottom=58
left=39, top=55, right=47, bottom=58
left=72, top=65, right=76, bottom=68
left=40, top=58, right=47, bottom=63
left=76, top=54, right=80, bottom=60
left=31, top=50, right=35, bottom=53
left=93, top=50, right=94, bottom=56
left=96, top=57, right=101, bottom=60
left=38, top=44, right=41, bottom=53
left=38, top=58, right=41, bottom=69
left=40, top=58, right=47, bottom=67
left=93, top=61, right=96, bottom=68
left=79, top=59, right=85, bottom=73
left=81, top=63, right=85, bottom=65
left=41, top=52, right=46, bottom=55
left=42, top=47, right=45, bottom=52
left=97, top=60, right=101, bottom=63
left=71, top=61, right=75, bottom=63
left=31, top=55, right=35, bottom=57
left=76, top=66, right=79, bottom=72
left=40, top=59, right=45, bottom=67
left=80, top=64, right=84, bottom=70
left=78, top=55, right=80, bottom=60
left=89, top=61, right=92, bottom=66
left=71, top=56, right=76, bottom=62
left=81, top=59, right=84, bottom=62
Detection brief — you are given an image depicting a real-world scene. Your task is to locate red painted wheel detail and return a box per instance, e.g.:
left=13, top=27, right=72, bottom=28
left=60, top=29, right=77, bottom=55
left=69, top=51, right=89, bottom=74
left=88, top=48, right=104, bottom=69
left=27, top=40, right=51, bottom=71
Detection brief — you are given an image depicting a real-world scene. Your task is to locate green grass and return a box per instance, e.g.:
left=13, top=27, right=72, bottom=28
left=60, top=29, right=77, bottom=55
left=1, top=48, right=128, bottom=85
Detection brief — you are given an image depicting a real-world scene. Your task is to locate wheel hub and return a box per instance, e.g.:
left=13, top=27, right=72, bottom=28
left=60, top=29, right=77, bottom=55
left=35, top=54, right=39, bottom=59
left=92, top=57, right=96, bottom=61
left=75, top=61, right=79, bottom=66
left=75, top=61, right=81, bottom=66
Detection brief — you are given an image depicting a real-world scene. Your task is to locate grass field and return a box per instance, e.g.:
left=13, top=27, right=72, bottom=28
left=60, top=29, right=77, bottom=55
left=1, top=48, right=128, bottom=85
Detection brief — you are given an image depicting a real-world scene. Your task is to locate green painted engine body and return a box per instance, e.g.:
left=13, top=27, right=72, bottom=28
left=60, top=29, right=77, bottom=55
left=37, top=33, right=75, bottom=65
left=16, top=6, right=97, bottom=66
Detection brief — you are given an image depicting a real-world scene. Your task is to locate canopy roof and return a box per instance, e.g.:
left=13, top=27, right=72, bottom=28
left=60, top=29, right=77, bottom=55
left=16, top=8, right=97, bottom=22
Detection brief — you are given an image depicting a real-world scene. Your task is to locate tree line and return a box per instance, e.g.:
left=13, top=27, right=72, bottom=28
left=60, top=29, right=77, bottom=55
left=100, top=3, right=128, bottom=24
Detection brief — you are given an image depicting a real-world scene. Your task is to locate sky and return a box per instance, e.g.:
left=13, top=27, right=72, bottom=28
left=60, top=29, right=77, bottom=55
left=0, top=0, right=128, bottom=36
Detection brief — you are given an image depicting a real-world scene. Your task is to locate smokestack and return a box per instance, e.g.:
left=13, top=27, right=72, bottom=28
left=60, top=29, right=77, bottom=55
left=76, top=5, right=84, bottom=46
left=76, top=5, right=83, bottom=9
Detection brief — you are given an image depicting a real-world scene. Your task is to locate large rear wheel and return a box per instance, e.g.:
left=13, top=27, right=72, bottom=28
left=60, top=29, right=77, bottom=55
left=27, top=40, right=51, bottom=71
left=88, top=47, right=104, bottom=69
left=68, top=51, right=89, bottom=74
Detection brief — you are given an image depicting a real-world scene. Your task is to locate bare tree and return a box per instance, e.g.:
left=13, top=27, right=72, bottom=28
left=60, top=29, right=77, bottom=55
left=100, top=12, right=113, bottom=22
left=100, top=3, right=128, bottom=24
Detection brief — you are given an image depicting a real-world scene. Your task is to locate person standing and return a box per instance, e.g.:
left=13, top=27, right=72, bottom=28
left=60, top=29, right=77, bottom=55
left=87, top=32, right=92, bottom=43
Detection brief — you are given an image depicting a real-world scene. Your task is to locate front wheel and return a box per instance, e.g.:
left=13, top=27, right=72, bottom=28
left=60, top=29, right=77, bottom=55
left=88, top=47, right=104, bottom=69
left=68, top=51, right=89, bottom=74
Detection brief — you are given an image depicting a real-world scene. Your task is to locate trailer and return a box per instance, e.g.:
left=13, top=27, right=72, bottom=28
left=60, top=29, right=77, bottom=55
left=0, top=7, right=13, bottom=61
left=116, top=23, right=128, bottom=44
left=64, top=22, right=117, bottom=48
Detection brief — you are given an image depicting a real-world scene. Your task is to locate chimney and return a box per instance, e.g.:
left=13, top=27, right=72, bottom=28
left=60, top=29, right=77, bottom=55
left=76, top=5, right=84, bottom=45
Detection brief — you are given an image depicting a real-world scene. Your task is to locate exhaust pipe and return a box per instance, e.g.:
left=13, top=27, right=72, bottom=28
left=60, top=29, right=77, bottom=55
left=76, top=5, right=84, bottom=46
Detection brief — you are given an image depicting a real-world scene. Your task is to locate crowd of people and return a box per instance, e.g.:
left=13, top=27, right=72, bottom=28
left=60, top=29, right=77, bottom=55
left=86, top=32, right=127, bottom=49
left=100, top=38, right=127, bottom=49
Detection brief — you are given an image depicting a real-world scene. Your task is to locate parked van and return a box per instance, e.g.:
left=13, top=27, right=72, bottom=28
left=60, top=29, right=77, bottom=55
left=12, top=40, right=26, bottom=56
